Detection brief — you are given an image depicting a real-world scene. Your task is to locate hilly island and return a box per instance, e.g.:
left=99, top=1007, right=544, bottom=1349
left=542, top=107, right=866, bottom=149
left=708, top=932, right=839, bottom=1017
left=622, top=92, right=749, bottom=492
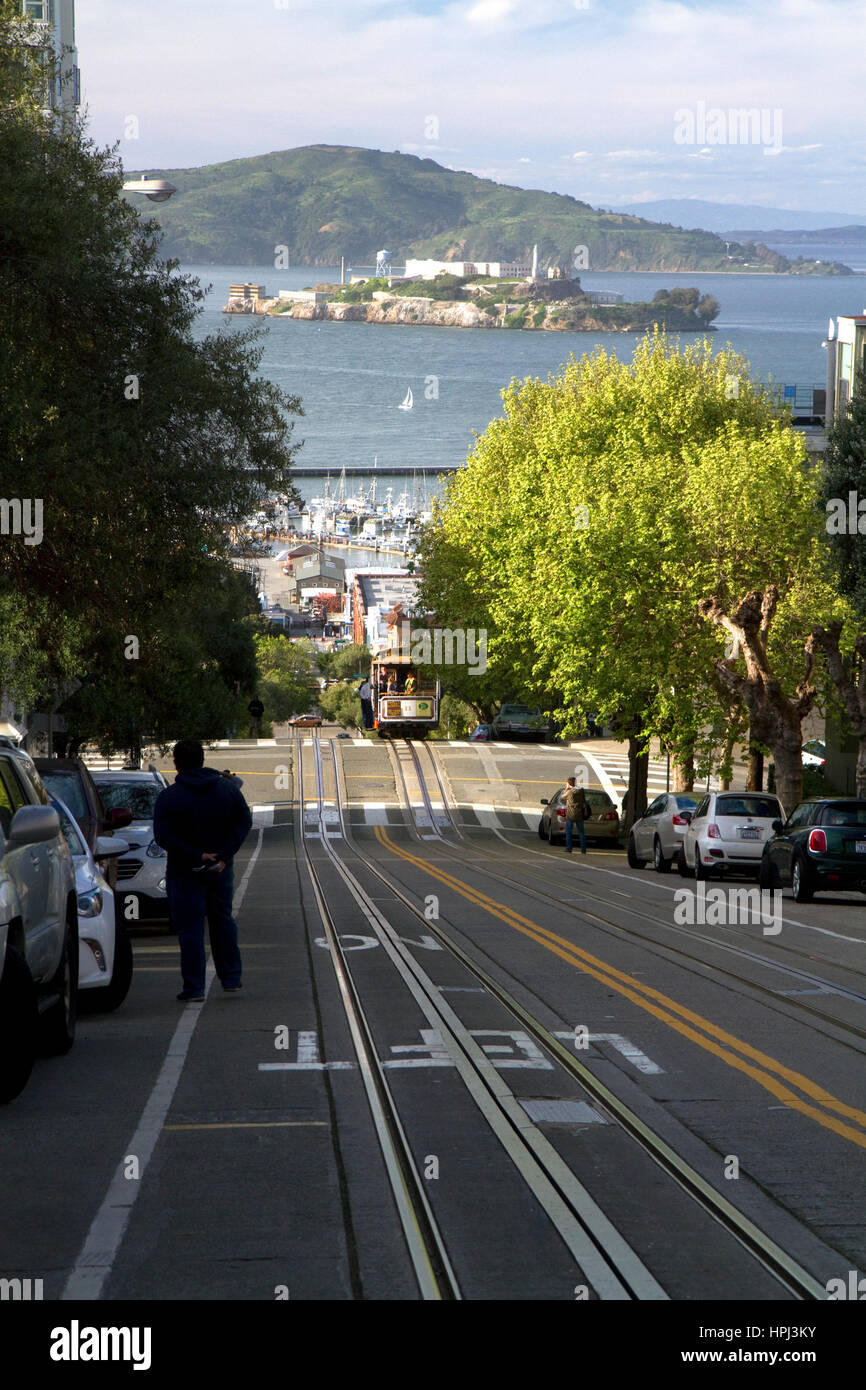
left=126, top=144, right=853, bottom=276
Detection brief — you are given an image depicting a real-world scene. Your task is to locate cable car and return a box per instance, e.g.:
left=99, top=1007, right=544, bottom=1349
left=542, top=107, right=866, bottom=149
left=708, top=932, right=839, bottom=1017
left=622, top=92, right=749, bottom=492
left=371, top=654, right=440, bottom=738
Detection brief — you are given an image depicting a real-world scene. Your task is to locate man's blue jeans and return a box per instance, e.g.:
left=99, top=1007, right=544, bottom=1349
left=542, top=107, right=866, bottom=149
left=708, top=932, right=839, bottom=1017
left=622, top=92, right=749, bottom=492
left=167, top=863, right=242, bottom=994
left=564, top=817, right=586, bottom=852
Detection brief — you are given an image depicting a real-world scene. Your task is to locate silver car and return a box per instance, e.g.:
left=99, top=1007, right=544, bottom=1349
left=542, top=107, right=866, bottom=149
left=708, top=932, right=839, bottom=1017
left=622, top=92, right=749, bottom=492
left=679, top=791, right=785, bottom=880
left=91, top=770, right=169, bottom=923
left=628, top=793, right=700, bottom=873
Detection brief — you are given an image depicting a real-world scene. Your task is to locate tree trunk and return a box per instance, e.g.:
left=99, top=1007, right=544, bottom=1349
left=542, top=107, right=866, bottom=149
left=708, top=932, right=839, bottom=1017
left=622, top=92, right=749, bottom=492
left=858, top=734, right=866, bottom=799
left=698, top=587, right=815, bottom=813
left=810, top=625, right=866, bottom=796
left=622, top=731, right=649, bottom=833
left=746, top=735, right=763, bottom=792
left=672, top=741, right=695, bottom=792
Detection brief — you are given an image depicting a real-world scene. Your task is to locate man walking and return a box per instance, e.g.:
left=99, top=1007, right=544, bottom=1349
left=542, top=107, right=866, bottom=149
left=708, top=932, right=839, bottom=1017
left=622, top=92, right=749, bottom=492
left=563, top=775, right=587, bottom=855
left=153, top=739, right=253, bottom=1001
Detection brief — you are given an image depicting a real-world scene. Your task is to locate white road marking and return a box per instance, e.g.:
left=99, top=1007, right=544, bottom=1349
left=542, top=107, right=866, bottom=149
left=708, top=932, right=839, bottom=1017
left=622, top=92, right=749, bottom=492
left=62, top=829, right=265, bottom=1300
left=259, top=1030, right=353, bottom=1071
left=553, top=1031, right=664, bottom=1075
left=362, top=802, right=390, bottom=824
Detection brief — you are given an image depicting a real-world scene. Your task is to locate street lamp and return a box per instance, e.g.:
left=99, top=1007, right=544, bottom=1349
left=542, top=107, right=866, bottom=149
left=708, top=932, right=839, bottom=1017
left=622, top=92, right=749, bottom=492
left=122, top=176, right=177, bottom=203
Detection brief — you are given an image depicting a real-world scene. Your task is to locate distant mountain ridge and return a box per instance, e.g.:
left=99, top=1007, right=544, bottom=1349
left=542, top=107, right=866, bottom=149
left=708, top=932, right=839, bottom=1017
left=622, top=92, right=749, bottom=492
left=613, top=199, right=866, bottom=234
left=124, top=145, right=847, bottom=274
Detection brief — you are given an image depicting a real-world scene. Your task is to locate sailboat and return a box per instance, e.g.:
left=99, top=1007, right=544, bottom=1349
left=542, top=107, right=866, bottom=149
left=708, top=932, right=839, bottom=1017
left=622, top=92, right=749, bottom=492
left=398, top=387, right=413, bottom=411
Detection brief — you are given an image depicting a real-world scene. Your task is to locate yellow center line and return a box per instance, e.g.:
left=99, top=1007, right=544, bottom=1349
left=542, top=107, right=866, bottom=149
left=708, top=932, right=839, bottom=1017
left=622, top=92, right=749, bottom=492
left=375, top=827, right=866, bottom=1149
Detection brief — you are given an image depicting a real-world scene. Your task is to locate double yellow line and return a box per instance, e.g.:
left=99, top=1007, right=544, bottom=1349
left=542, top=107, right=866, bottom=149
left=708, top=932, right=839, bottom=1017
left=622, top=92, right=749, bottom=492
left=376, top=828, right=866, bottom=1150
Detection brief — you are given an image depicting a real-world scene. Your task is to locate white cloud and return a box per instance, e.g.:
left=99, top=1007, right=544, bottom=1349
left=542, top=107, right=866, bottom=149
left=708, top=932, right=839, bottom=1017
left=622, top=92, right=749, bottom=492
left=464, top=0, right=517, bottom=23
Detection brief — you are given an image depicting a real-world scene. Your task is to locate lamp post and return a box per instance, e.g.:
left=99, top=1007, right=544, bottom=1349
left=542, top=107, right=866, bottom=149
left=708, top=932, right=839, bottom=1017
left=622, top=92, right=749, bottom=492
left=122, top=176, right=177, bottom=204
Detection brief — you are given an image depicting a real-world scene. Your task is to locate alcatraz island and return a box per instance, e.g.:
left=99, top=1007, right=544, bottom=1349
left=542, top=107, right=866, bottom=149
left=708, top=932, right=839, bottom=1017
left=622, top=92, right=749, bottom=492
left=225, top=251, right=722, bottom=334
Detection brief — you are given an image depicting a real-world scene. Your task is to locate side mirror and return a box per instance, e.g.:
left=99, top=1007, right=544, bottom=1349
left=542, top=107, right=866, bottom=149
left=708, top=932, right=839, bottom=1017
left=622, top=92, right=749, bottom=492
left=540, top=798, right=549, bottom=806
left=95, top=835, right=129, bottom=859
left=681, top=811, right=693, bottom=824
left=104, top=806, right=133, bottom=830
left=771, top=819, right=783, bottom=834
left=6, top=805, right=60, bottom=848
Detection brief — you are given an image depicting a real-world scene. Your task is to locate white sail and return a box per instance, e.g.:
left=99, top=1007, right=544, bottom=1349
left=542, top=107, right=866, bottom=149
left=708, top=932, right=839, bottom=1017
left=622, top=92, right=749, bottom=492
left=398, top=387, right=413, bottom=411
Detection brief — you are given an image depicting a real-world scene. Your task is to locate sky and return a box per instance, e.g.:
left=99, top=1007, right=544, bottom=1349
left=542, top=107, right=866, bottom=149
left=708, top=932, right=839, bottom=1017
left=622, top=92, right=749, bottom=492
left=77, top=0, right=866, bottom=215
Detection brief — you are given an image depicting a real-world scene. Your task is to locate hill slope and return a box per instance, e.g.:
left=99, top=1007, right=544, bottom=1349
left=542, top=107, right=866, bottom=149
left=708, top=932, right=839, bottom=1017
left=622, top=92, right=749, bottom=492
left=126, top=145, right=849, bottom=274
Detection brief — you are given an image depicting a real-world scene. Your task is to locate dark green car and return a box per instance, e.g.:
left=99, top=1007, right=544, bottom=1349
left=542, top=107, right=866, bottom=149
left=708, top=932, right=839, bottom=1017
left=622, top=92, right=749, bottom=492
left=758, top=798, right=866, bottom=902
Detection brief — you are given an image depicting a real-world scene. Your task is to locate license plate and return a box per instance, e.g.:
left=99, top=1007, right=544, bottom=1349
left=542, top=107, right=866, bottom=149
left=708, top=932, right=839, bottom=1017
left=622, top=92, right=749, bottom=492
left=738, top=827, right=760, bottom=840
left=857, top=842, right=866, bottom=854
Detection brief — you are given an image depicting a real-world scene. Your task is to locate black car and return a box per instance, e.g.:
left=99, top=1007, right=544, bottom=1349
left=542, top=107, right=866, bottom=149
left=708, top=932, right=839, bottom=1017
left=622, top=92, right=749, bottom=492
left=758, top=798, right=866, bottom=902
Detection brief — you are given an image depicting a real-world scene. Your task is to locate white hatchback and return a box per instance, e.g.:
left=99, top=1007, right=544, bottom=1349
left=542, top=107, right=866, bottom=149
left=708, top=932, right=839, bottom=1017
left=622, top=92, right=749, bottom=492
left=52, top=798, right=133, bottom=1012
left=679, top=791, right=785, bottom=880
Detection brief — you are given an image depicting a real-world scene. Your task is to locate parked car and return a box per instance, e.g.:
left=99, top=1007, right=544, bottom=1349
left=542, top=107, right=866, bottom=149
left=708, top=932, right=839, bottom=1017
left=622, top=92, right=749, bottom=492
left=493, top=704, right=547, bottom=739
left=539, top=787, right=621, bottom=845
left=678, top=791, right=785, bottom=880
left=51, top=796, right=133, bottom=1011
left=0, top=747, right=78, bottom=1103
left=289, top=713, right=323, bottom=728
left=34, top=757, right=132, bottom=888
left=627, top=793, right=700, bottom=872
left=468, top=724, right=492, bottom=741
left=759, top=798, right=866, bottom=902
left=91, top=769, right=170, bottom=923
left=801, top=740, right=826, bottom=769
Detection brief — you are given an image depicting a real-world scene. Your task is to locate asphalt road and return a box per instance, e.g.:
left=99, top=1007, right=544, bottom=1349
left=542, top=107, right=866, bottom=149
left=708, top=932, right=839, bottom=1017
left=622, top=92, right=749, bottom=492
left=3, top=731, right=865, bottom=1321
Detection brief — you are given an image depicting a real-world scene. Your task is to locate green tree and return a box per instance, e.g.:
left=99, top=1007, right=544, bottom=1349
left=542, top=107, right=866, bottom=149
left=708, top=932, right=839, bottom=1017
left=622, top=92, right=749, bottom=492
left=697, top=294, right=721, bottom=325
left=0, top=86, right=304, bottom=744
left=319, top=682, right=361, bottom=728
left=255, top=636, right=318, bottom=721
left=418, top=334, right=842, bottom=819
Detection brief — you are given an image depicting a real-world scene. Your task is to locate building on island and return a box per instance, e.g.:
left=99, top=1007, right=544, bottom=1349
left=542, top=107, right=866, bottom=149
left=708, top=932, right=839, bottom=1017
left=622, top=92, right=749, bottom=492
left=404, top=258, right=532, bottom=280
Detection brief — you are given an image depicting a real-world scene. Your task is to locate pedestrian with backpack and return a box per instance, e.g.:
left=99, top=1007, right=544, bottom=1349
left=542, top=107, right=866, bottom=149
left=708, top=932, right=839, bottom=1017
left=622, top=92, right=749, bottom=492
left=563, top=775, right=588, bottom=854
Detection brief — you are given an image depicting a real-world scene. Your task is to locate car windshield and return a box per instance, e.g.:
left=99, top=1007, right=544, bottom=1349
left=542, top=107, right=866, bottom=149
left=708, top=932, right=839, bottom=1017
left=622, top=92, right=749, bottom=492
left=675, top=795, right=699, bottom=808
left=715, top=795, right=780, bottom=818
left=39, top=770, right=89, bottom=821
left=94, top=779, right=160, bottom=819
left=823, top=802, right=866, bottom=826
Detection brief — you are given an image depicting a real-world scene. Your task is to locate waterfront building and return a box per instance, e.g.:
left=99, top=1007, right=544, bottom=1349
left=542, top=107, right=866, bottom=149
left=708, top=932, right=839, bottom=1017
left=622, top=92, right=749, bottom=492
left=404, top=257, right=532, bottom=279
left=351, top=570, right=419, bottom=649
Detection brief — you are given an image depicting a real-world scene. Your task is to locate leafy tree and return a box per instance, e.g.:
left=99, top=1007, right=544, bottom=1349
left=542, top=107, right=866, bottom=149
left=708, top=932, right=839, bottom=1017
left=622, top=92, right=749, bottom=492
left=255, top=636, right=318, bottom=721
left=319, top=682, right=361, bottom=728
left=0, top=74, right=304, bottom=747
left=697, top=294, right=721, bottom=325
left=417, top=334, right=842, bottom=821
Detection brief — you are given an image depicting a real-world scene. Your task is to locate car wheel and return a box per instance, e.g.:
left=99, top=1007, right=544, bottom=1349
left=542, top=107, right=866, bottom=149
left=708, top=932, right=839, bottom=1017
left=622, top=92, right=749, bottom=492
left=653, top=837, right=671, bottom=874
left=758, top=855, right=775, bottom=890
left=791, top=854, right=814, bottom=903
left=538, top=817, right=547, bottom=840
left=0, top=947, right=37, bottom=1103
left=627, top=835, right=646, bottom=868
left=694, top=850, right=710, bottom=881
left=40, top=911, right=79, bottom=1056
left=83, top=925, right=133, bottom=1014
left=677, top=847, right=690, bottom=878
left=548, top=819, right=558, bottom=845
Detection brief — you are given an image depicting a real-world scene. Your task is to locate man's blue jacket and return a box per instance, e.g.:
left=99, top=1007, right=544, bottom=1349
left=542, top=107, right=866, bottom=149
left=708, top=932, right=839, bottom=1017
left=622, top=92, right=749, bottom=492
left=153, top=767, right=253, bottom=873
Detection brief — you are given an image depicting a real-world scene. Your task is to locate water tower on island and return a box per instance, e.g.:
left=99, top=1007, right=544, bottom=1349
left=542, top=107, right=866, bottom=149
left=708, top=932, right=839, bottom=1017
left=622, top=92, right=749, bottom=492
left=375, top=249, right=392, bottom=280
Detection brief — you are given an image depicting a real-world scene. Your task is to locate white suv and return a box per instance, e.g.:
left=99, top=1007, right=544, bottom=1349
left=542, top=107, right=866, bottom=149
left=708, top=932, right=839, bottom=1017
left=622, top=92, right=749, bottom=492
left=0, top=748, right=78, bottom=1102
